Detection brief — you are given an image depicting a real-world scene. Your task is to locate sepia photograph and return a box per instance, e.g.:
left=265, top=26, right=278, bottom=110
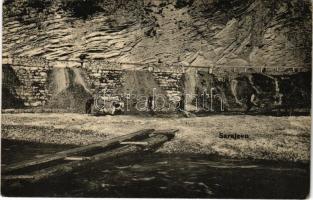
left=1, top=0, right=312, bottom=198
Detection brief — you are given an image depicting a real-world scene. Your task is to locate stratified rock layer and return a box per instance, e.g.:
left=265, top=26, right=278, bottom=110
left=3, top=0, right=312, bottom=68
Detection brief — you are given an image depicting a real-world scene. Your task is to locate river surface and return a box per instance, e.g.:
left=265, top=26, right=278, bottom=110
left=1, top=139, right=310, bottom=198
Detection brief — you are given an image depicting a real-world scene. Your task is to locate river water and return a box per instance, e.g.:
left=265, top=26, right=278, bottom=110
left=1, top=139, right=309, bottom=198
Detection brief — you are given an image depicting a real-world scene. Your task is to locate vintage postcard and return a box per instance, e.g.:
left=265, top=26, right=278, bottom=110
left=1, top=0, right=311, bottom=198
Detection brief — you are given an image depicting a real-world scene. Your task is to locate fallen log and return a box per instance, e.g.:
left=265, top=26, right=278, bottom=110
left=2, top=129, right=155, bottom=174
left=2, top=129, right=177, bottom=184
left=120, top=141, right=149, bottom=146
left=64, top=156, right=91, bottom=161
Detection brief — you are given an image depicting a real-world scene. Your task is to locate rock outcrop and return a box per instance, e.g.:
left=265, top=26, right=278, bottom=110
left=3, top=0, right=312, bottom=68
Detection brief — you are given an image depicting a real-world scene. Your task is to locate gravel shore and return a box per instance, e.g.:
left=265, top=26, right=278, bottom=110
left=1, top=113, right=310, bottom=163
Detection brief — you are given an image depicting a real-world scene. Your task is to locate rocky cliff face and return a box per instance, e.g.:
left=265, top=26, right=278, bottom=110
left=3, top=0, right=312, bottom=68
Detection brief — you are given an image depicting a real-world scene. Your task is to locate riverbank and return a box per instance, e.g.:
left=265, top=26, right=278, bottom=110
left=1, top=113, right=310, bottom=162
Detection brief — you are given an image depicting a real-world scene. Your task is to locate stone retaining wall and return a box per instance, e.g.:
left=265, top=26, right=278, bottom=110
left=2, top=56, right=310, bottom=112
left=2, top=58, right=185, bottom=110
left=3, top=64, right=52, bottom=107
left=83, top=66, right=185, bottom=111
left=84, top=67, right=125, bottom=97
left=152, top=71, right=184, bottom=102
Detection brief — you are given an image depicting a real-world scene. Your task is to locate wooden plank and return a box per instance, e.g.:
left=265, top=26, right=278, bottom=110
left=2, top=133, right=173, bottom=183
left=64, top=156, right=91, bottom=161
left=26, top=145, right=142, bottom=182
left=2, top=175, right=35, bottom=180
left=2, top=129, right=155, bottom=174
left=120, top=142, right=148, bottom=146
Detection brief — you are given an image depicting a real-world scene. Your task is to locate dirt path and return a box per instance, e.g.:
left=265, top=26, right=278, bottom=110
left=1, top=113, right=310, bottom=162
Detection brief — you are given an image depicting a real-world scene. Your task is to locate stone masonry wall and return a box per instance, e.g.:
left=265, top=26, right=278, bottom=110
left=83, top=65, right=185, bottom=108
left=3, top=57, right=308, bottom=112
left=3, top=57, right=185, bottom=110
left=83, top=67, right=126, bottom=97
left=152, top=71, right=184, bottom=103
left=12, top=65, right=51, bottom=107
left=3, top=57, right=52, bottom=107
